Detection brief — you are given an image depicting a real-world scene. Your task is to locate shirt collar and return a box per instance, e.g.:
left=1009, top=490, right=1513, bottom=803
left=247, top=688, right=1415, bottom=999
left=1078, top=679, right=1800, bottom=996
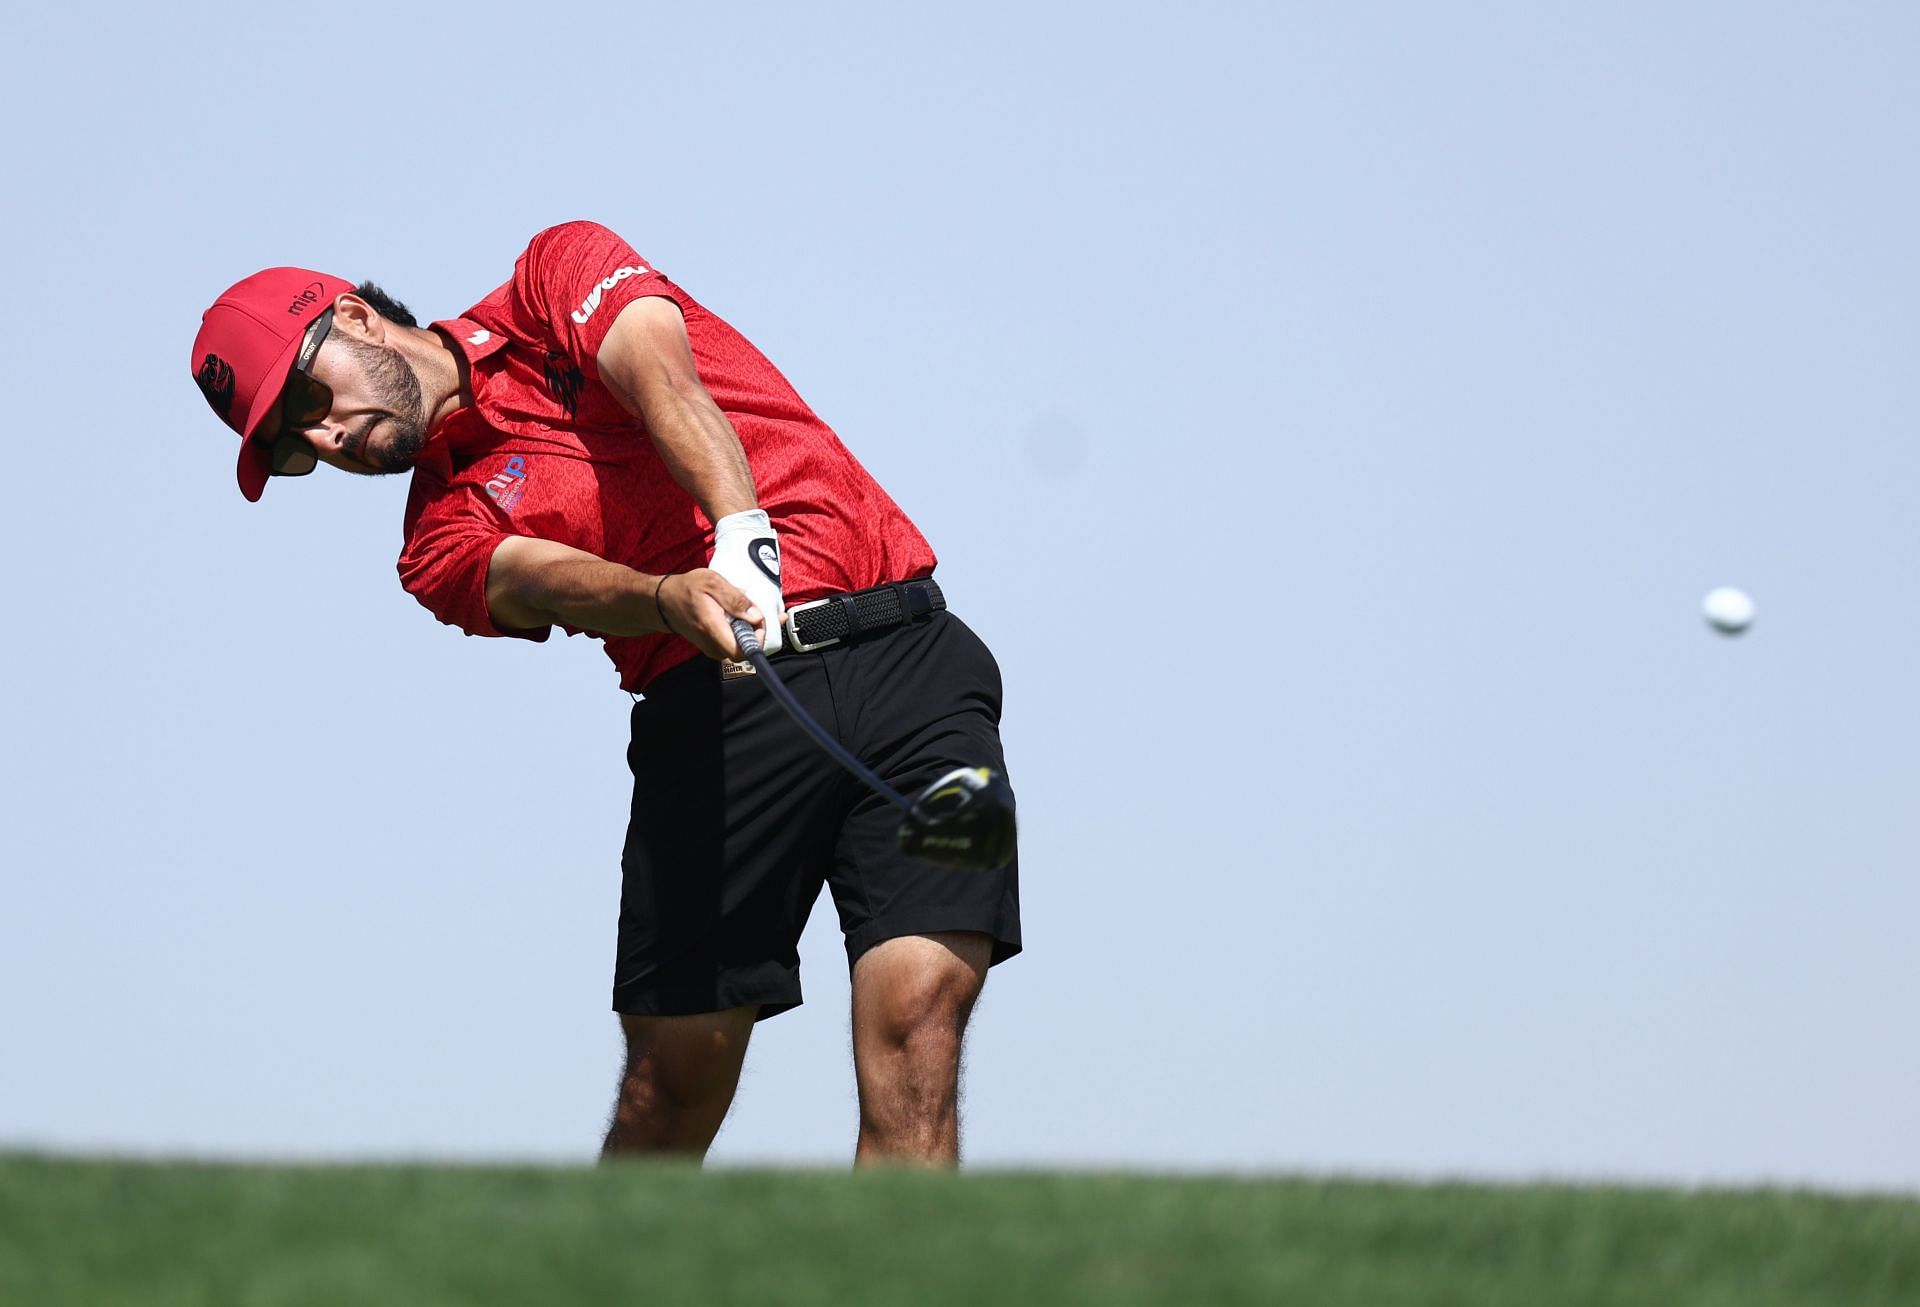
left=414, top=319, right=512, bottom=479
left=433, top=317, right=512, bottom=364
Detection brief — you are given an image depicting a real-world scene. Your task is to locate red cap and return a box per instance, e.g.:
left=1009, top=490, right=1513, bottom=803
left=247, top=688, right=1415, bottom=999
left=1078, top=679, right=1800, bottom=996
left=191, top=267, right=356, bottom=501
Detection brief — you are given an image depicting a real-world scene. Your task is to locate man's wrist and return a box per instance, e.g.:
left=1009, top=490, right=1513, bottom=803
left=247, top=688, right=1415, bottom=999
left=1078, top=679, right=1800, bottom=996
left=713, top=507, right=770, bottom=534
left=652, top=573, right=677, bottom=634
left=708, top=499, right=760, bottom=523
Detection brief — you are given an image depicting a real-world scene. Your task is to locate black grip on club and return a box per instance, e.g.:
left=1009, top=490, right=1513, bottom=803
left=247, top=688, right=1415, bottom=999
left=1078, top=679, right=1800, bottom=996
left=729, top=616, right=763, bottom=658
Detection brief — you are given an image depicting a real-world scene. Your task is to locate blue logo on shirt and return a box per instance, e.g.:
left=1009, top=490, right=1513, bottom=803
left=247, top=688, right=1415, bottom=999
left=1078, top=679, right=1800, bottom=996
left=485, top=456, right=528, bottom=512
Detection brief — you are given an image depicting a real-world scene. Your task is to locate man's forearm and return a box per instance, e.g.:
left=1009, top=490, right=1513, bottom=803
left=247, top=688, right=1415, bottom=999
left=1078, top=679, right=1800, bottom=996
left=638, top=383, right=759, bottom=524
left=488, top=537, right=664, bottom=636
left=596, top=297, right=760, bottom=524
left=514, top=555, right=663, bottom=637
left=487, top=536, right=764, bottom=662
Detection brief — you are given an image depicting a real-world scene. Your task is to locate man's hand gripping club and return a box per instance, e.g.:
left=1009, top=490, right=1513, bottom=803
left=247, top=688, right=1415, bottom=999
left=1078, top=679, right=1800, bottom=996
left=705, top=508, right=785, bottom=654
left=655, top=567, right=774, bottom=662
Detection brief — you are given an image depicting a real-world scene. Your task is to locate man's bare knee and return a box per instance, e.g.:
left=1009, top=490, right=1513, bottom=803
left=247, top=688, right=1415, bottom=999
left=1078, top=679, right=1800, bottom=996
left=853, top=932, right=991, bottom=1047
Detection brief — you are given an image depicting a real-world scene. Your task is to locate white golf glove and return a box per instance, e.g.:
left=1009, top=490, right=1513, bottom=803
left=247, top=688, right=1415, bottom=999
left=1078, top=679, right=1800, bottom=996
left=709, top=508, right=786, bottom=654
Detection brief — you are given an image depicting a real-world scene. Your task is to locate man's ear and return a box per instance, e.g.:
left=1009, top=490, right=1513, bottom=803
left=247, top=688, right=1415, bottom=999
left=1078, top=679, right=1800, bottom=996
left=330, top=292, right=387, bottom=344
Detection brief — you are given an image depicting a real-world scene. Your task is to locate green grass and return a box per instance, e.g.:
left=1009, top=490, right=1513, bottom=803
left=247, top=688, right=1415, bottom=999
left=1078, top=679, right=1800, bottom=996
left=2, top=1154, right=1915, bottom=1306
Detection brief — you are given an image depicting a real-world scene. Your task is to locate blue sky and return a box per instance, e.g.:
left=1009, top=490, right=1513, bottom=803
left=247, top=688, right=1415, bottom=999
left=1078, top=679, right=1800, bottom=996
left=2, top=2, right=1915, bottom=1189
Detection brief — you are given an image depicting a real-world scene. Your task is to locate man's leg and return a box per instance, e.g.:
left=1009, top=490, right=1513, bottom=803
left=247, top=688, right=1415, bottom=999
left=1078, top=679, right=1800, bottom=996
left=849, top=931, right=992, bottom=1166
left=603, top=1007, right=757, bottom=1159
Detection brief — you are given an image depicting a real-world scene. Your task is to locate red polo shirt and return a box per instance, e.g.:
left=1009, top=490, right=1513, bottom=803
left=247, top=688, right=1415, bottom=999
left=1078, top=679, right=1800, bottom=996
left=398, top=221, right=937, bottom=691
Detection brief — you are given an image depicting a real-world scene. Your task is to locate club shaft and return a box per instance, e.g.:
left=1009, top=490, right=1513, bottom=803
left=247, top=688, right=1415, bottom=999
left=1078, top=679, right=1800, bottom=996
left=729, top=618, right=913, bottom=813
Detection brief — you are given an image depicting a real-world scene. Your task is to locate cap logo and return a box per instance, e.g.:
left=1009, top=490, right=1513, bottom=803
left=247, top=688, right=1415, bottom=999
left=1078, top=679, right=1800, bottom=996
left=287, top=281, right=325, bottom=316
left=195, top=353, right=236, bottom=419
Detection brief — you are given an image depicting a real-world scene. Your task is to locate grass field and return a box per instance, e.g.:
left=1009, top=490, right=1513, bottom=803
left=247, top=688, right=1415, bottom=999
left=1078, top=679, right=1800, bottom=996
left=3, top=1154, right=1916, bottom=1306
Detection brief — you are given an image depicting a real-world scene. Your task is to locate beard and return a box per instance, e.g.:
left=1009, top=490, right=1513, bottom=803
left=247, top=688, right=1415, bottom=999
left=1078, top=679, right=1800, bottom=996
left=338, top=336, right=430, bottom=473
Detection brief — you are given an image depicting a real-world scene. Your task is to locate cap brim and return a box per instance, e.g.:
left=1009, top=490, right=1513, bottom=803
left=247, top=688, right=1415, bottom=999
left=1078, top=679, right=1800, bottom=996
left=233, top=331, right=305, bottom=502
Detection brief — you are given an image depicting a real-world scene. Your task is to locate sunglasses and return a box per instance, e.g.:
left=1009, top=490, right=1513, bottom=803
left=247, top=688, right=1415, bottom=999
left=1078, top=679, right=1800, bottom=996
left=267, top=308, right=335, bottom=477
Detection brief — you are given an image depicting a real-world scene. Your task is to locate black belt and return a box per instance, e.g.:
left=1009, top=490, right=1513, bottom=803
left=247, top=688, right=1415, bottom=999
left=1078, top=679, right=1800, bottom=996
left=779, top=578, right=945, bottom=654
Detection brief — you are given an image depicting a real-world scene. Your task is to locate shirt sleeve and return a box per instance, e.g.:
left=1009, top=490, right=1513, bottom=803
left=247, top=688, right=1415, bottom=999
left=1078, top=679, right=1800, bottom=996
left=511, top=220, right=682, bottom=376
left=398, top=474, right=551, bottom=644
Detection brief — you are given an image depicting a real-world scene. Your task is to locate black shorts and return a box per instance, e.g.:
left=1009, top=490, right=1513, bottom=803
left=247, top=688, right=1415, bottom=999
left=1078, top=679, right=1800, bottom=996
left=612, top=608, right=1021, bottom=1020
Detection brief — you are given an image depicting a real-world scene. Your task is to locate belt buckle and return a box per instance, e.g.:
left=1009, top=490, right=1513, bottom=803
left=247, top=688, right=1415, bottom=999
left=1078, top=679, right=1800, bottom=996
left=781, top=596, right=841, bottom=654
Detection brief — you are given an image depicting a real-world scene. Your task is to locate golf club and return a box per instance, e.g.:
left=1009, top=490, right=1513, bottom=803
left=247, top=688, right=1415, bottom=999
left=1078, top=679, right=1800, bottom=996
left=728, top=616, right=1016, bottom=870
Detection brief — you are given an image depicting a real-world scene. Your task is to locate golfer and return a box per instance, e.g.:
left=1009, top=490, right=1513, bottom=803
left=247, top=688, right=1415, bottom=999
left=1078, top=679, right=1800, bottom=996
left=189, top=220, right=1021, bottom=1165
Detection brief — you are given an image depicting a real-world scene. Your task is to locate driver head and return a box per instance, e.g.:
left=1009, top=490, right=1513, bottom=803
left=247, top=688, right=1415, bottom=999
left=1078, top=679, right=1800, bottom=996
left=897, top=766, right=1017, bottom=870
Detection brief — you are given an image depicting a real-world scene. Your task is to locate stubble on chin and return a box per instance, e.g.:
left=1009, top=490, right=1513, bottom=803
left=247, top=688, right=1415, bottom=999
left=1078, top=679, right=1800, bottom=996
left=342, top=339, right=431, bottom=473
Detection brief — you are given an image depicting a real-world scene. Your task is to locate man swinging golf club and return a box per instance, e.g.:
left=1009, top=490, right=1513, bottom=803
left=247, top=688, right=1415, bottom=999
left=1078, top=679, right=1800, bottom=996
left=188, top=220, right=1021, bottom=1165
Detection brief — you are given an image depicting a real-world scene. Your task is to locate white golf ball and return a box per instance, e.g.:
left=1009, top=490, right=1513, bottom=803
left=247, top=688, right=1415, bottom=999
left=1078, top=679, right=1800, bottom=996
left=1702, top=587, right=1755, bottom=635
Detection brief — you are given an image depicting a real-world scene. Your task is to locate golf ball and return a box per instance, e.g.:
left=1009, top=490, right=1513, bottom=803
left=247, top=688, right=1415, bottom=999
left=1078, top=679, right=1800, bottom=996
left=1702, top=587, right=1755, bottom=635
